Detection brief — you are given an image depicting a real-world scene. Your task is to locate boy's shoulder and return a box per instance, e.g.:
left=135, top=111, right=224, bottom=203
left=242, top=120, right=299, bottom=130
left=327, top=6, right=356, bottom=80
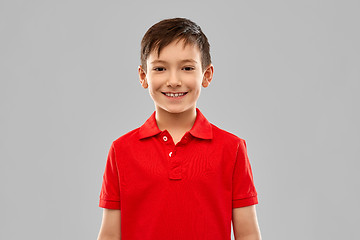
left=210, top=123, right=245, bottom=145
left=112, top=127, right=142, bottom=146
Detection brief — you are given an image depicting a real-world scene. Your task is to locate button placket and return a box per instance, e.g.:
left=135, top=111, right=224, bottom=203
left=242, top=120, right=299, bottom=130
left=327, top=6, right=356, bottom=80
left=161, top=132, right=181, bottom=179
left=168, top=150, right=181, bottom=180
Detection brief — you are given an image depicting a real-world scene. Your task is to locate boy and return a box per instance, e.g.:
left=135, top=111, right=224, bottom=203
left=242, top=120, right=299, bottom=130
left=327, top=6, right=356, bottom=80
left=97, top=18, right=261, bottom=240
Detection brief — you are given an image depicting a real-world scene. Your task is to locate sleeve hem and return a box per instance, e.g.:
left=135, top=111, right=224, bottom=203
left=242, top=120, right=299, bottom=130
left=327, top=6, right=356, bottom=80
left=99, top=198, right=121, bottom=210
left=232, top=195, right=258, bottom=208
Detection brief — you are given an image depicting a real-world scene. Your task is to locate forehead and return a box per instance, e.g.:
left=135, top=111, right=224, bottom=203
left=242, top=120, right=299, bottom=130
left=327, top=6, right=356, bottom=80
left=147, top=39, right=201, bottom=63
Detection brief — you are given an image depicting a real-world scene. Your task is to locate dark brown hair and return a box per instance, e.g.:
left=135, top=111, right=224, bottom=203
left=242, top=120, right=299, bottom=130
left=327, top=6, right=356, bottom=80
left=140, top=18, right=211, bottom=72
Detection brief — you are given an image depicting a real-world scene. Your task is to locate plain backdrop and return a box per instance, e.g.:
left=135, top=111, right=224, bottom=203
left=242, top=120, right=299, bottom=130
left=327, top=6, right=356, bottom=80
left=1, top=0, right=359, bottom=239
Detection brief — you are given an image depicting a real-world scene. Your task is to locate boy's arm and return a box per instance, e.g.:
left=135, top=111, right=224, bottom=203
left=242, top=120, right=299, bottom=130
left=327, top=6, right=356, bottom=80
left=232, top=205, right=261, bottom=240
left=97, top=209, right=121, bottom=240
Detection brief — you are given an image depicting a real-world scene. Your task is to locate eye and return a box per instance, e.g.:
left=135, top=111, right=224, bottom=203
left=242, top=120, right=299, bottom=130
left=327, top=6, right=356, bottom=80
left=182, top=66, right=195, bottom=71
left=154, top=67, right=166, bottom=72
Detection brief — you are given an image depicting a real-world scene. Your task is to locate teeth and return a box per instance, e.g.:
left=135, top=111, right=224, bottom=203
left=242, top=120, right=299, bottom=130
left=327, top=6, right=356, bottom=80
left=165, top=92, right=185, bottom=97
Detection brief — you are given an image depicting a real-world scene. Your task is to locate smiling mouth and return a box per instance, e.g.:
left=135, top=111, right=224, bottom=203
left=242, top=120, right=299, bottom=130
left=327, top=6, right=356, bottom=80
left=162, top=92, right=188, bottom=97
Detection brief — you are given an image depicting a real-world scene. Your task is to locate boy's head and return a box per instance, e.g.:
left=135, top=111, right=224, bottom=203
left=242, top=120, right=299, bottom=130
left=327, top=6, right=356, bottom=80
left=140, top=18, right=211, bottom=73
left=138, top=18, right=214, bottom=114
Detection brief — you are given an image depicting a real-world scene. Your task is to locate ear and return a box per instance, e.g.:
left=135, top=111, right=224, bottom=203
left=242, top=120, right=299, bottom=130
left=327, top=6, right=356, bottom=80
left=138, top=65, right=148, bottom=89
left=202, top=64, right=214, bottom=88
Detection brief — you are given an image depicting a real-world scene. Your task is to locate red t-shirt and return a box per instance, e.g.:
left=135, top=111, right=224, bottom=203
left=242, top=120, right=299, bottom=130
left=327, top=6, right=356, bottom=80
left=99, top=107, right=258, bottom=240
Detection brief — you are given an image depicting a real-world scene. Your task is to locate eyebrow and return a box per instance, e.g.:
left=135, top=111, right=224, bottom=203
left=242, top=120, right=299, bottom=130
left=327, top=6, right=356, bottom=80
left=150, top=59, right=198, bottom=64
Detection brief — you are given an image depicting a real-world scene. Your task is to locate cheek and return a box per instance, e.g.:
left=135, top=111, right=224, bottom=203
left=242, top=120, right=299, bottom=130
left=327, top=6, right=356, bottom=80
left=187, top=75, right=203, bottom=92
left=147, top=76, right=159, bottom=89
left=188, top=83, right=202, bottom=99
left=148, top=85, right=158, bottom=97
left=147, top=78, right=163, bottom=97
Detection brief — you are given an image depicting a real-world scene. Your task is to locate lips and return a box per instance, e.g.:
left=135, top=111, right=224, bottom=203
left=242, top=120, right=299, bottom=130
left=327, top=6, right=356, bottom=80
left=161, top=92, right=188, bottom=94
left=162, top=92, right=188, bottom=98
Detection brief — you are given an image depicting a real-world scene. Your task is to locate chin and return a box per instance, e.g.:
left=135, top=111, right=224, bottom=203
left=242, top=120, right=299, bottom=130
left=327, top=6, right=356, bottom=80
left=164, top=108, right=184, bottom=114
left=162, top=105, right=194, bottom=114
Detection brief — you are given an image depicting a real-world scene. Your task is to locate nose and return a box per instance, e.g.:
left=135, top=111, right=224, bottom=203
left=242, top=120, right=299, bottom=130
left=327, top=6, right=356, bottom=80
left=166, top=70, right=181, bottom=87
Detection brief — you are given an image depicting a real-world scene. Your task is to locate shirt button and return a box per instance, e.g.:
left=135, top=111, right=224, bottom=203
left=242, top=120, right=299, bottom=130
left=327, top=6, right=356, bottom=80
left=163, top=136, right=168, bottom=141
left=169, top=152, right=172, bottom=157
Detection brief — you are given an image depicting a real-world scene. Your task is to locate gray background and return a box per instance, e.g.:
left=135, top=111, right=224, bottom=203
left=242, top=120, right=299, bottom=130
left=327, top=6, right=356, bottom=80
left=1, top=0, right=359, bottom=239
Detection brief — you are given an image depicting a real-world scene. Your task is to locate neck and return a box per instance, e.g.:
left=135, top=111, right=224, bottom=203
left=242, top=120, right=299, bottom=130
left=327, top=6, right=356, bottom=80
left=155, top=106, right=197, bottom=132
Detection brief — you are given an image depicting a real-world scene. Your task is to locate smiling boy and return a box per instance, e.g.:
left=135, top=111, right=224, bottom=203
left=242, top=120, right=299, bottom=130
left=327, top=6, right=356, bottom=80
left=97, top=18, right=261, bottom=240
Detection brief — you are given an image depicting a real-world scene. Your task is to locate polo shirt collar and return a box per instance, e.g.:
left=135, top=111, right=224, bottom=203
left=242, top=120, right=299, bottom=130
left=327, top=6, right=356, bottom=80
left=138, top=107, right=213, bottom=140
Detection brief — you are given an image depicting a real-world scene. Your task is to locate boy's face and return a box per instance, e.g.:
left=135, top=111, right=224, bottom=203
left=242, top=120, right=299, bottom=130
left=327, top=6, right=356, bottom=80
left=138, top=39, right=213, bottom=114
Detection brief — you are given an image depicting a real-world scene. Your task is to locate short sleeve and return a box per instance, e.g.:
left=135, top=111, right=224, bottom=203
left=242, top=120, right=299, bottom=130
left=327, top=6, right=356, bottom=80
left=99, top=142, right=121, bottom=209
left=232, top=139, right=258, bottom=208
